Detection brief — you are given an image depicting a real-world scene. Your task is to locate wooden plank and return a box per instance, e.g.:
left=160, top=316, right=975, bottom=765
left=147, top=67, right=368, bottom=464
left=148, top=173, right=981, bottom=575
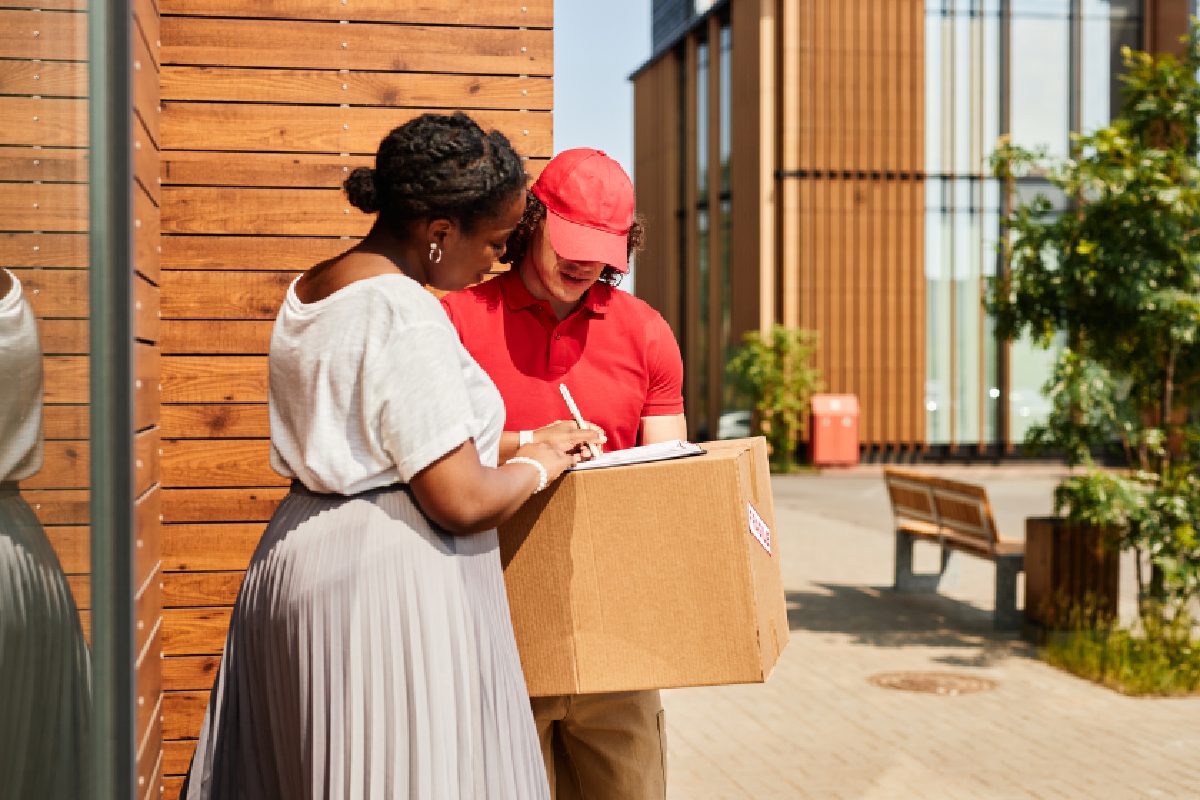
left=0, top=233, right=88, bottom=268
left=163, top=523, right=261, bottom=571
left=132, top=10, right=160, bottom=150
left=8, top=268, right=87, bottom=318
left=162, top=403, right=268, bottom=439
left=38, top=317, right=88, bottom=354
left=160, top=103, right=550, bottom=157
left=162, top=777, right=185, bottom=797
left=2, top=1, right=85, bottom=9
left=161, top=17, right=552, bottom=76
left=162, top=438, right=285, bottom=488
left=135, top=485, right=162, bottom=593
left=161, top=235, right=353, bottom=270
left=160, top=270, right=295, bottom=320
left=19, top=440, right=87, bottom=490
left=133, top=0, right=161, bottom=72
left=162, top=487, right=286, bottom=523
left=0, top=146, right=87, bottom=183
left=134, top=275, right=160, bottom=343
left=160, top=66, right=552, bottom=109
left=162, top=690, right=208, bottom=740
left=135, top=567, right=162, bottom=664
left=135, top=343, right=162, bottom=431
left=0, top=9, right=86, bottom=61
left=23, top=488, right=89, bottom=525
left=136, top=693, right=163, bottom=800
left=163, top=654, right=221, bottom=693
left=0, top=181, right=88, bottom=232
left=161, top=320, right=273, bottom=355
left=162, top=356, right=267, bottom=403
left=134, top=179, right=161, bottom=283
left=134, top=115, right=161, bottom=209
left=159, top=0, right=552, bottom=26
left=162, top=186, right=373, bottom=237
left=163, top=738, right=195, bottom=781
left=43, top=404, right=88, bottom=440
left=66, top=573, right=89, bottom=607
left=134, top=428, right=161, bottom=500
left=163, top=570, right=243, bottom=608
left=45, top=525, right=89, bottom=572
left=44, top=355, right=88, bottom=404
left=163, top=608, right=232, bottom=655
left=0, top=97, right=87, bottom=147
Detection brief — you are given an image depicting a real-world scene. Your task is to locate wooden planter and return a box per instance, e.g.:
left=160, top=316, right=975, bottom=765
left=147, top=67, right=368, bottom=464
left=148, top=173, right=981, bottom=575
left=1025, top=517, right=1120, bottom=629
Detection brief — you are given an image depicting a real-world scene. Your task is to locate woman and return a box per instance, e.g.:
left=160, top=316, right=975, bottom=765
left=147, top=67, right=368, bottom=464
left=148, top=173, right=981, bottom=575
left=184, top=113, right=598, bottom=799
left=0, top=267, right=91, bottom=800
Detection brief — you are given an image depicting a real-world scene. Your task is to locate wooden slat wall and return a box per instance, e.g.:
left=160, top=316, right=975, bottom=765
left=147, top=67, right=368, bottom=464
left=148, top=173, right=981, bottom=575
left=2, top=4, right=93, bottom=646
left=784, top=0, right=925, bottom=450
left=2, top=5, right=161, bottom=789
left=157, top=1, right=553, bottom=793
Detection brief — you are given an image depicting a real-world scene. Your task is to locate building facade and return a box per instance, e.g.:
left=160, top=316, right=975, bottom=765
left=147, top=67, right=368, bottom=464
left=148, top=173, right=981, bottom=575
left=633, top=0, right=1193, bottom=455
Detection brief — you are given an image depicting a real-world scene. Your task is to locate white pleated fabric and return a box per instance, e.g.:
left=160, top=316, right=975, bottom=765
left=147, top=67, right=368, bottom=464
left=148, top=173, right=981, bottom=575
left=184, top=274, right=548, bottom=799
left=0, top=486, right=91, bottom=800
left=183, top=484, right=549, bottom=799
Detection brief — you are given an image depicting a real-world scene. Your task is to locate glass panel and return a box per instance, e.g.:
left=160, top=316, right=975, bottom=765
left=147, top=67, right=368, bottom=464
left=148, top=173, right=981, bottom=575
left=1081, top=0, right=1144, bottom=131
left=926, top=179, right=953, bottom=444
left=1009, top=9, right=1071, bottom=158
left=1, top=3, right=93, bottom=795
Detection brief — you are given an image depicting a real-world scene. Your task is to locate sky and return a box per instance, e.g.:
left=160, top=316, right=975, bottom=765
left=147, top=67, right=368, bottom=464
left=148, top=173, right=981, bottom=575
left=553, top=1, right=654, bottom=290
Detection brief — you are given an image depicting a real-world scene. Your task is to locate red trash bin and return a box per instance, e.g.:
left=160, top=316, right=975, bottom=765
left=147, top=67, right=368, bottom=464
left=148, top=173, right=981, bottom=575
left=810, top=394, right=860, bottom=466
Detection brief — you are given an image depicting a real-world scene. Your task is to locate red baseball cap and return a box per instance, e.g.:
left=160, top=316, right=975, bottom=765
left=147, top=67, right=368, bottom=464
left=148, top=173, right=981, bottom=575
left=530, top=148, right=635, bottom=273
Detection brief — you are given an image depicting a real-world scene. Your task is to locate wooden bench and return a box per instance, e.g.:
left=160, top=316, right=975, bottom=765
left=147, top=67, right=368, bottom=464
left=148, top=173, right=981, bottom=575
left=883, top=468, right=1025, bottom=629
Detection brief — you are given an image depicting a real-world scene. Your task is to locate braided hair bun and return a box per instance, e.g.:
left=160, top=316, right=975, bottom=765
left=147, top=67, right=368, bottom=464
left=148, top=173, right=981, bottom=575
left=344, top=112, right=527, bottom=232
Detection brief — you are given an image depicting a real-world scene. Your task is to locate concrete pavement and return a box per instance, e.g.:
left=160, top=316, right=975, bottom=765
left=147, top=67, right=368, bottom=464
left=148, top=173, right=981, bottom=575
left=662, top=469, right=1200, bottom=799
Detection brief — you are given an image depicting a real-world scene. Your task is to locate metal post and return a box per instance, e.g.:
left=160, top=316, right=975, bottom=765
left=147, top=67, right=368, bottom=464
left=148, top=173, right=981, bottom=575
left=88, top=0, right=136, bottom=796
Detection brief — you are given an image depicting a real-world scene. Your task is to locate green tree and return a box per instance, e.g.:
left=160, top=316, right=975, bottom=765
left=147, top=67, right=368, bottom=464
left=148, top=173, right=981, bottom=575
left=726, top=325, right=821, bottom=473
left=988, top=27, right=1200, bottom=620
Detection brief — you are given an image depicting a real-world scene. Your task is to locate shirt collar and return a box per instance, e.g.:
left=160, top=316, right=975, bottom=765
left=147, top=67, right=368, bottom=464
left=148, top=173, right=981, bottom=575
left=499, top=268, right=611, bottom=318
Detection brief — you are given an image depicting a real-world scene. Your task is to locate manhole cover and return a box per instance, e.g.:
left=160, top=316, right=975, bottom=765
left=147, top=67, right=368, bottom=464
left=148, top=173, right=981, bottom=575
left=868, top=671, right=996, bottom=696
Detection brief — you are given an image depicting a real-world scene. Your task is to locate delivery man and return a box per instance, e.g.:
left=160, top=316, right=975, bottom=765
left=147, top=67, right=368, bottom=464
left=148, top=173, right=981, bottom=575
left=442, top=148, right=686, bottom=799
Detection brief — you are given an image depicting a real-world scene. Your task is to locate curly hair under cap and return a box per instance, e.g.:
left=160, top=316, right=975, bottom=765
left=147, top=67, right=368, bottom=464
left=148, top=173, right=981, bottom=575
left=344, top=112, right=527, bottom=233
left=499, top=192, right=644, bottom=286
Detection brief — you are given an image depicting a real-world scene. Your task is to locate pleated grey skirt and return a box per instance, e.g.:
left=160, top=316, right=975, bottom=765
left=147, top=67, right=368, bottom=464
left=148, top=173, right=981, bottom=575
left=0, top=484, right=91, bottom=800
left=183, top=482, right=549, bottom=800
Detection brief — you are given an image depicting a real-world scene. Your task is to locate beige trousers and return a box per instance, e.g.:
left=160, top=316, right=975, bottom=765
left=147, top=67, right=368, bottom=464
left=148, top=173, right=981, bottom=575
left=530, top=690, right=667, bottom=800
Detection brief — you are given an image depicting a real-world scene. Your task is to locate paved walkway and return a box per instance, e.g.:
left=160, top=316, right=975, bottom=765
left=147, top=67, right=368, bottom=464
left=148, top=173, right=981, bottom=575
left=662, top=469, right=1200, bottom=799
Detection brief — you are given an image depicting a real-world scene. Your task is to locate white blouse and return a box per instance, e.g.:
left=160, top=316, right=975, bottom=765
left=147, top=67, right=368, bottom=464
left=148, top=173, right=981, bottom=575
left=269, top=273, right=505, bottom=495
left=0, top=269, right=44, bottom=483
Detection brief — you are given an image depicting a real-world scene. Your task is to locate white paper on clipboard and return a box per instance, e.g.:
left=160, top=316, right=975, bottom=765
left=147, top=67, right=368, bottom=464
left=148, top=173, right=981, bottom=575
left=569, top=439, right=704, bottom=471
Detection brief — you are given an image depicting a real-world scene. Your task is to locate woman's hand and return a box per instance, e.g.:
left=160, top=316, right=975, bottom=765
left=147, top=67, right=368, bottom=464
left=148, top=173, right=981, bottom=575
left=515, top=427, right=601, bottom=483
left=534, top=420, right=607, bottom=459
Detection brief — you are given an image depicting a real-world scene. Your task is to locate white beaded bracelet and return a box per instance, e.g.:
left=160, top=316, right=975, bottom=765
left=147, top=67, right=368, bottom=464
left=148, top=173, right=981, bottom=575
left=505, top=456, right=548, bottom=494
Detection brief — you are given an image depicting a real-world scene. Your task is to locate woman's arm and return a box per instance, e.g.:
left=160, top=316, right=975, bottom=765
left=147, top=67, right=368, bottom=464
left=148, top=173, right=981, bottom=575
left=497, top=420, right=607, bottom=462
left=410, top=434, right=597, bottom=535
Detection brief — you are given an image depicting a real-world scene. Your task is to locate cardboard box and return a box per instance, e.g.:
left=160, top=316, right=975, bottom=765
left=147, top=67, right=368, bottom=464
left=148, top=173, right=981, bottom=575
left=498, top=436, right=789, bottom=697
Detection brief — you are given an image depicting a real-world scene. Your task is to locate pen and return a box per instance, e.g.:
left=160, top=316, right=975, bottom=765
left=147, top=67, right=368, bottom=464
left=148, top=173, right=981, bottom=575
left=559, top=383, right=603, bottom=459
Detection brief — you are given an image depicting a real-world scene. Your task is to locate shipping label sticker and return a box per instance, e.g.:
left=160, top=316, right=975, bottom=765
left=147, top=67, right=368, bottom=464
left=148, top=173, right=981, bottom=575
left=747, top=502, right=772, bottom=555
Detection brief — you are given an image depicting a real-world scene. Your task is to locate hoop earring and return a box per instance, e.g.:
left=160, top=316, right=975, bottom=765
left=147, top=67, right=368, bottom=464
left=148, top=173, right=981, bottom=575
left=429, top=242, right=443, bottom=264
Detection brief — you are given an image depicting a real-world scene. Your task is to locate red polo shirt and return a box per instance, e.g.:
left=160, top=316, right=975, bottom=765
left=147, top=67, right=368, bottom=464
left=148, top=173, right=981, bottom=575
left=441, top=269, right=684, bottom=452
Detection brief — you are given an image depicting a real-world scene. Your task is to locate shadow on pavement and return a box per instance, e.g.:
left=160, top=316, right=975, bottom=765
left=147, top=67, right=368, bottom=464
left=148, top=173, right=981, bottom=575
left=786, top=584, right=1036, bottom=664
